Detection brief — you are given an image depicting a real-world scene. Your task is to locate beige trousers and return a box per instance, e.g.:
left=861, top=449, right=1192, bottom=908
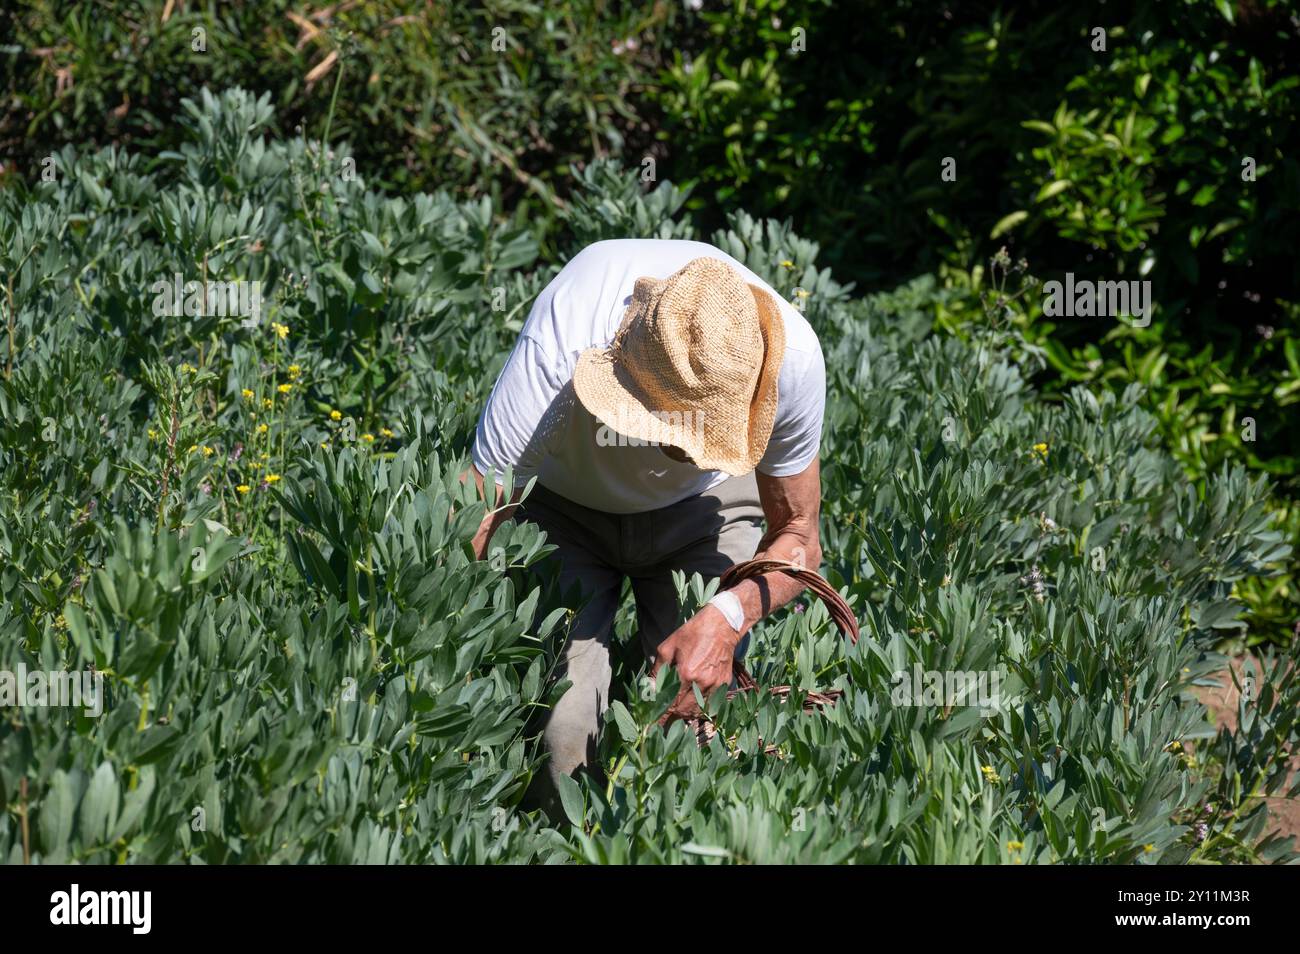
left=515, top=472, right=764, bottom=819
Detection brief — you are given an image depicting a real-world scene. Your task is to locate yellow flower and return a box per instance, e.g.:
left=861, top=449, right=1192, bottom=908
left=262, top=398, right=273, bottom=410
left=256, top=423, right=268, bottom=435
left=266, top=474, right=281, bottom=483
left=201, top=445, right=214, bottom=457
left=1032, top=442, right=1049, bottom=459
left=241, top=388, right=254, bottom=401
left=1143, top=844, right=1155, bottom=853
left=329, top=409, right=342, bottom=421
left=260, top=452, right=269, bottom=460
left=249, top=461, right=262, bottom=470
left=236, top=484, right=250, bottom=495
left=287, top=364, right=301, bottom=378
left=147, top=428, right=159, bottom=441
left=1007, top=840, right=1024, bottom=851
left=271, top=322, right=289, bottom=339
left=796, top=288, right=810, bottom=298
left=277, top=383, right=292, bottom=394
left=361, top=432, right=375, bottom=443
left=179, top=362, right=196, bottom=374
left=380, top=427, right=394, bottom=439
left=981, top=765, right=1001, bottom=784
left=320, top=440, right=329, bottom=448
left=187, top=444, right=198, bottom=454
left=780, top=259, right=794, bottom=268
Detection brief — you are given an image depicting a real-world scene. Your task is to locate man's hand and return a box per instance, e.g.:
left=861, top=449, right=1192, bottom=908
left=651, top=605, right=740, bottom=699
left=459, top=464, right=522, bottom=562
left=651, top=458, right=824, bottom=709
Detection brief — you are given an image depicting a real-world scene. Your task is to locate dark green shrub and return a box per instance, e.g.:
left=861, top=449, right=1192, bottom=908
left=654, top=0, right=1300, bottom=643
left=1, top=0, right=677, bottom=212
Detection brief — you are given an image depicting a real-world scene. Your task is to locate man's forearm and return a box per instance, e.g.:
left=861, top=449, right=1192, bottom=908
left=728, top=526, right=823, bottom=634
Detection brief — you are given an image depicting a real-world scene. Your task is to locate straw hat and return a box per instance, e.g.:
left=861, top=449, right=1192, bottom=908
left=573, top=257, right=785, bottom=475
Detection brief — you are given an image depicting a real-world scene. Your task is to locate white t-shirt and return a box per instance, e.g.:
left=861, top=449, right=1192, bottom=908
left=472, top=239, right=825, bottom=514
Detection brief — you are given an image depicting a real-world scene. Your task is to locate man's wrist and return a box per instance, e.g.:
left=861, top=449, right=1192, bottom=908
left=707, top=590, right=747, bottom=637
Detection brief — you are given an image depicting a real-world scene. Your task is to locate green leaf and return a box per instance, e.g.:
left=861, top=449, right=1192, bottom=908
left=681, top=842, right=731, bottom=858
left=609, top=701, right=639, bottom=744
left=80, top=761, right=119, bottom=846
left=990, top=211, right=1028, bottom=239
left=322, top=261, right=355, bottom=297
left=555, top=773, right=585, bottom=828
left=38, top=771, right=76, bottom=857
left=1195, top=601, right=1245, bottom=630
left=1020, top=120, right=1058, bottom=136
left=1035, top=180, right=1072, bottom=203
left=63, top=603, right=93, bottom=662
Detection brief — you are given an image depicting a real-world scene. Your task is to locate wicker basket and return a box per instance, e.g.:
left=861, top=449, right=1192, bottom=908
left=657, top=558, right=860, bottom=743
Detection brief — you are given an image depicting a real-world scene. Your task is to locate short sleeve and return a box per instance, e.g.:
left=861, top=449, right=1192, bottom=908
left=471, top=335, right=570, bottom=487
left=757, top=341, right=825, bottom=477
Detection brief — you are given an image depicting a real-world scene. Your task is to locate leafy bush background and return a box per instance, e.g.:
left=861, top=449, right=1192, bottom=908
left=0, top=90, right=1296, bottom=863
left=655, top=0, right=1300, bottom=644
left=5, top=0, right=1295, bottom=644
